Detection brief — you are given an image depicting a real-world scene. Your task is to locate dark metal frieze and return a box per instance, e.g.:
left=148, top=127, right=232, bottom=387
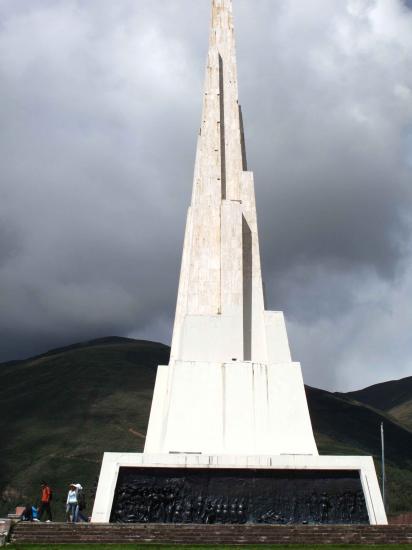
left=111, top=467, right=369, bottom=525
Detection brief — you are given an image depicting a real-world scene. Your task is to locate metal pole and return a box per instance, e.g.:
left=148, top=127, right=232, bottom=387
left=381, top=422, right=386, bottom=511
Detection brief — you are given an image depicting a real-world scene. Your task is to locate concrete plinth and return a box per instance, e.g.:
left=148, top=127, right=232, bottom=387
left=91, top=453, right=387, bottom=525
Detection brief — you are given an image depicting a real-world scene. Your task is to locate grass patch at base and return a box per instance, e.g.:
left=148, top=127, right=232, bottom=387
left=9, top=545, right=412, bottom=550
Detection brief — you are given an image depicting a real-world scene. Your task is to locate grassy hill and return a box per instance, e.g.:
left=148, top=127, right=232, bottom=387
left=339, top=377, right=412, bottom=431
left=307, top=386, right=412, bottom=513
left=0, top=337, right=164, bottom=520
left=1, top=337, right=411, bottom=519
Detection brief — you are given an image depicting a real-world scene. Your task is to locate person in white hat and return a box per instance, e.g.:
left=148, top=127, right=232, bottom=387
left=66, top=484, right=78, bottom=523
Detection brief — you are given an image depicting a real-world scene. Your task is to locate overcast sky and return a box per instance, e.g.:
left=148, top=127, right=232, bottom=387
left=1, top=0, right=412, bottom=391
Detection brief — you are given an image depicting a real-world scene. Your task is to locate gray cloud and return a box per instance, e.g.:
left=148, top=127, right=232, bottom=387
left=0, top=0, right=412, bottom=391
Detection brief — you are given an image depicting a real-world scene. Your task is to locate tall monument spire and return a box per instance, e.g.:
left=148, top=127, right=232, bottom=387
left=92, top=1, right=387, bottom=527
left=145, top=0, right=318, bottom=456
left=193, top=0, right=244, bottom=204
left=170, top=0, right=268, bottom=366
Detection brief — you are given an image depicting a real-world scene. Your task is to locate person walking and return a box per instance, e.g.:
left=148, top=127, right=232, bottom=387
left=66, top=484, right=78, bottom=523
left=37, top=481, right=53, bottom=522
left=74, top=484, right=88, bottom=522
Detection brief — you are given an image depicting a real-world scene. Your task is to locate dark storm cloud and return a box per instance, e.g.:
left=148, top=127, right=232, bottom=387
left=232, top=0, right=412, bottom=388
left=0, top=0, right=412, bottom=390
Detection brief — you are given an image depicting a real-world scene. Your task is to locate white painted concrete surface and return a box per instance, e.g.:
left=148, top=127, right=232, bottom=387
left=144, top=0, right=318, bottom=459
left=144, top=360, right=317, bottom=456
left=169, top=0, right=268, bottom=367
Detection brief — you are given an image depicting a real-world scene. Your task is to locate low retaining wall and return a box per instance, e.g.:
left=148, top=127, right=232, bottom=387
left=11, top=522, right=412, bottom=545
left=390, top=512, right=412, bottom=525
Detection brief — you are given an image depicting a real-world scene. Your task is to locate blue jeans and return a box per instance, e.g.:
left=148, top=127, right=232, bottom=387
left=66, top=503, right=77, bottom=522
left=76, top=506, right=88, bottom=522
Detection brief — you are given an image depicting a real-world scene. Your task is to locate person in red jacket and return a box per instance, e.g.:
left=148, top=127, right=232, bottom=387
left=38, top=481, right=52, bottom=522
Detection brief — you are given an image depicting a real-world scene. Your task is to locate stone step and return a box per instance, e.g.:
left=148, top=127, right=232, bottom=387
left=12, top=521, right=412, bottom=532
left=11, top=527, right=395, bottom=531
left=10, top=523, right=412, bottom=545
left=10, top=522, right=412, bottom=533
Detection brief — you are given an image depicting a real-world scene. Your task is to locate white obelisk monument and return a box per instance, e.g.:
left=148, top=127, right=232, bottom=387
left=143, top=0, right=317, bottom=457
left=92, top=0, right=387, bottom=525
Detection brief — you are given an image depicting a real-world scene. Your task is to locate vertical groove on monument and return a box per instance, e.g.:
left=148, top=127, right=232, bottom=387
left=242, top=216, right=252, bottom=361
left=144, top=0, right=318, bottom=456
left=239, top=105, right=248, bottom=171
left=218, top=55, right=226, bottom=200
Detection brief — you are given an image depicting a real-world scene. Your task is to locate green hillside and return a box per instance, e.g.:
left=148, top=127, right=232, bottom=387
left=307, top=386, right=412, bottom=513
left=389, top=400, right=412, bottom=432
left=339, top=377, right=412, bottom=432
left=0, top=337, right=163, bottom=520
left=1, top=338, right=411, bottom=520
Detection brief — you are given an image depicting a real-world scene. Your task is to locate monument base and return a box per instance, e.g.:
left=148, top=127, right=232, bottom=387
left=91, top=453, right=387, bottom=525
